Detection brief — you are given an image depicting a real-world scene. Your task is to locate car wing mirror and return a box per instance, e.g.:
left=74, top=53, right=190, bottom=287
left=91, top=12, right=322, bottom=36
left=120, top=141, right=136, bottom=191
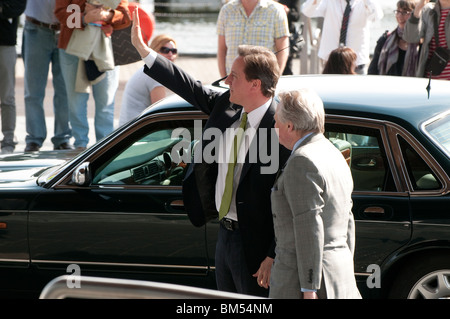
left=72, top=162, right=91, bottom=186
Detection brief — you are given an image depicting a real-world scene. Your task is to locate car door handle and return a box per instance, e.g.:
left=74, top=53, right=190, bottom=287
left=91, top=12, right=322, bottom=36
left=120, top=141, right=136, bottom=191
left=357, top=159, right=377, bottom=167
left=363, top=206, right=385, bottom=215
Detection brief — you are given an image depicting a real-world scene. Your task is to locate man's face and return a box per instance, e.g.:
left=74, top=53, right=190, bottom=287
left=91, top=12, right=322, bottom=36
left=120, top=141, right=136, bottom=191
left=225, top=56, right=254, bottom=105
left=274, top=106, right=290, bottom=150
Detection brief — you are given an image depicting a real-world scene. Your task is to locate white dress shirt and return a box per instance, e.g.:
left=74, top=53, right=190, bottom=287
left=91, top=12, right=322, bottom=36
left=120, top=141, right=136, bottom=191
left=301, top=0, right=383, bottom=66
left=215, top=100, right=271, bottom=221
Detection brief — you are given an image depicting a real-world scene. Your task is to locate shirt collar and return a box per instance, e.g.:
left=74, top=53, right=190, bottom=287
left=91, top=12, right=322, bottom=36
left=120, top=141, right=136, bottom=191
left=236, top=0, right=268, bottom=9
left=244, top=98, right=272, bottom=129
left=292, top=132, right=314, bottom=154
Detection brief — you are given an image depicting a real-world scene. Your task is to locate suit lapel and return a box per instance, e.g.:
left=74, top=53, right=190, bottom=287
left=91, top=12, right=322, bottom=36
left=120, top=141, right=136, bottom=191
left=211, top=103, right=242, bottom=133
left=239, top=100, right=276, bottom=183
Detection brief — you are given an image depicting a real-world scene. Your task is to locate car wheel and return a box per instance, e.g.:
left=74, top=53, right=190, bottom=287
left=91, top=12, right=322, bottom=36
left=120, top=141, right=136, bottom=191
left=388, top=255, right=450, bottom=299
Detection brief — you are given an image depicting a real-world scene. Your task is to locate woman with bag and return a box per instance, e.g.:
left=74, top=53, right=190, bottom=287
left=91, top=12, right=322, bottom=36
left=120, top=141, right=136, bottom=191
left=54, top=0, right=131, bottom=150
left=403, top=0, right=450, bottom=80
left=368, top=0, right=419, bottom=76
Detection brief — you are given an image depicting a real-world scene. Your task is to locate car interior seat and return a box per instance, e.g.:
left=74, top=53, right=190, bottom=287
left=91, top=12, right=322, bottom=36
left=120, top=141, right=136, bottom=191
left=329, top=137, right=352, bottom=167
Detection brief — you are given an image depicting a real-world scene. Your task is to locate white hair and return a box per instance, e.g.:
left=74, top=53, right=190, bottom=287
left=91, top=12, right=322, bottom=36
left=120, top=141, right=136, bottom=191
left=277, top=88, right=325, bottom=134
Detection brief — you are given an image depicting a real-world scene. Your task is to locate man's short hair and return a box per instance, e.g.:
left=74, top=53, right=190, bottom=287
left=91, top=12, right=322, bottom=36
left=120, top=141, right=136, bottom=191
left=238, top=45, right=280, bottom=98
left=277, top=88, right=325, bottom=134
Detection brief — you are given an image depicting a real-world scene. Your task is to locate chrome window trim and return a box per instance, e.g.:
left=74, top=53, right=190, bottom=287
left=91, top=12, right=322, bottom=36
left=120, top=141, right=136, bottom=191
left=29, top=210, right=187, bottom=217
left=0, top=258, right=29, bottom=263
left=51, top=110, right=207, bottom=190
left=326, top=114, right=449, bottom=196
left=354, top=272, right=371, bottom=277
left=387, top=122, right=449, bottom=196
left=356, top=219, right=411, bottom=226
left=50, top=111, right=448, bottom=196
left=352, top=190, right=408, bottom=197
left=325, top=114, right=404, bottom=193
left=31, top=259, right=210, bottom=272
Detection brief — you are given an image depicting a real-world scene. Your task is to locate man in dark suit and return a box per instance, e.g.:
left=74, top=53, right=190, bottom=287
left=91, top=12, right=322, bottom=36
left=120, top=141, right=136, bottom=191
left=131, top=8, right=290, bottom=297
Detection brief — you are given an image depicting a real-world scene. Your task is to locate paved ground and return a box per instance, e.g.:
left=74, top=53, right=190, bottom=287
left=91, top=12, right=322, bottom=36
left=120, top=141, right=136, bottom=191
left=13, top=55, right=299, bottom=152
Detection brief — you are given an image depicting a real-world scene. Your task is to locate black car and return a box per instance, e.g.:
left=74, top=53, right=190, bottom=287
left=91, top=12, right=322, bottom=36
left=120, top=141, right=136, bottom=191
left=0, top=75, right=449, bottom=299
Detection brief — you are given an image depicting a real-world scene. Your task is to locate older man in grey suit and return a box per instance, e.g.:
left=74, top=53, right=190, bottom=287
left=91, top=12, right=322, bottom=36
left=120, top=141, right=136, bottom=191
left=270, top=88, right=361, bottom=299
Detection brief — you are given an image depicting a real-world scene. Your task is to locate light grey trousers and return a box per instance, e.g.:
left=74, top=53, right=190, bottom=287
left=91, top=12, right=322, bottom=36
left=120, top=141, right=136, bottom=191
left=0, top=45, right=17, bottom=151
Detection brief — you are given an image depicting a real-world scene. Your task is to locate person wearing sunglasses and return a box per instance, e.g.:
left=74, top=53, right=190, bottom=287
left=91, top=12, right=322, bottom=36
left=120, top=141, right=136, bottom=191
left=119, top=34, right=178, bottom=126
left=368, top=0, right=419, bottom=76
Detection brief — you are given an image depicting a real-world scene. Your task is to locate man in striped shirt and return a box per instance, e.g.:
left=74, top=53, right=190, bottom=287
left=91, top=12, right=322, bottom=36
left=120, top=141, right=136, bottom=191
left=217, top=0, right=290, bottom=78
left=404, top=0, right=450, bottom=80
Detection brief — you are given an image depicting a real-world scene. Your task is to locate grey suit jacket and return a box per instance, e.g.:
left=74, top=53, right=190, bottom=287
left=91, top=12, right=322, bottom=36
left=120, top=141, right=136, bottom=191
left=269, top=133, right=361, bottom=299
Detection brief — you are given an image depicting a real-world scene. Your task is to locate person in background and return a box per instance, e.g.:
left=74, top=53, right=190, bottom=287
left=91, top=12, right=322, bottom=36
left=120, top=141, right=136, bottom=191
left=55, top=0, right=131, bottom=150
left=403, top=0, right=450, bottom=80
left=322, top=46, right=357, bottom=74
left=217, top=0, right=290, bottom=78
left=301, top=0, right=383, bottom=74
left=277, top=0, right=301, bottom=75
left=368, top=0, right=419, bottom=76
left=0, top=0, right=26, bottom=154
left=119, top=34, right=177, bottom=126
left=23, top=0, right=73, bottom=152
left=270, top=88, right=361, bottom=299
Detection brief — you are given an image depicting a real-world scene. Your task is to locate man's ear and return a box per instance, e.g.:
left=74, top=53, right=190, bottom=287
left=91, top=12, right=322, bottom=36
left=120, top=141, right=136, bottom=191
left=252, top=79, right=261, bottom=89
left=287, top=122, right=294, bottom=132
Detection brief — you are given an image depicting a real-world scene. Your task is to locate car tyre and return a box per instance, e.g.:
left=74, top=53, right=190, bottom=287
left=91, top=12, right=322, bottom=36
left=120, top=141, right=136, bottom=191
left=388, top=254, right=450, bottom=299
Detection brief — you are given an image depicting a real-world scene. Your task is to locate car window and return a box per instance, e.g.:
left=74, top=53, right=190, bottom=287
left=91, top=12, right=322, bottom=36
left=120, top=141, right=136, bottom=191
left=398, top=136, right=441, bottom=190
left=423, top=112, right=450, bottom=158
left=92, top=120, right=197, bottom=186
left=325, top=124, right=395, bottom=192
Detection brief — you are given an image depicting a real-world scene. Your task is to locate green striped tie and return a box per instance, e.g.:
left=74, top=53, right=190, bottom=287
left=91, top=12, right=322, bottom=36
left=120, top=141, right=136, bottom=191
left=219, top=112, right=248, bottom=220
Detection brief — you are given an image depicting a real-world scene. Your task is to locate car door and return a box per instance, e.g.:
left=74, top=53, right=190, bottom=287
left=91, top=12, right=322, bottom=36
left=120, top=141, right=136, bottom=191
left=325, top=117, right=412, bottom=279
left=28, top=113, right=214, bottom=287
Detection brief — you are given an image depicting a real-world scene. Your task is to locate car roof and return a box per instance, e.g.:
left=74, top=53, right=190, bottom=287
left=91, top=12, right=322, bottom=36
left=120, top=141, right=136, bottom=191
left=278, top=75, right=450, bottom=125
left=143, top=75, right=450, bottom=128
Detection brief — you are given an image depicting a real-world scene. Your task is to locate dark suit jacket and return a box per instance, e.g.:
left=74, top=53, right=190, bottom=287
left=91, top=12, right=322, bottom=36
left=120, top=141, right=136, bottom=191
left=143, top=55, right=290, bottom=274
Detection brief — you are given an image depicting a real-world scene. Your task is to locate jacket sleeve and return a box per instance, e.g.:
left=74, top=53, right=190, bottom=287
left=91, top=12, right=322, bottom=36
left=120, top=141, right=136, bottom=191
left=403, top=12, right=422, bottom=43
left=363, top=0, right=384, bottom=22
left=284, top=155, right=325, bottom=291
left=109, top=0, right=131, bottom=31
left=143, top=54, right=224, bottom=115
left=301, top=0, right=325, bottom=18
left=0, top=0, right=27, bottom=19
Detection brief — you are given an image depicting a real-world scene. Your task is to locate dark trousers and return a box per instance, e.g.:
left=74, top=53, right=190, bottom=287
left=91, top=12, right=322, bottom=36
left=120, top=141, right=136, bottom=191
left=215, top=224, right=269, bottom=297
